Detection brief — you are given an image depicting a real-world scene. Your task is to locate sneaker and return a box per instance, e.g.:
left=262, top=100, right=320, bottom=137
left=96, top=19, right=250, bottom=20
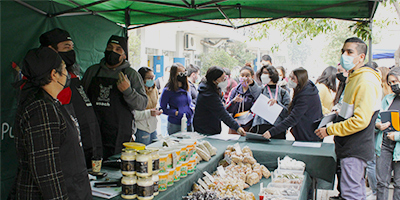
left=329, top=196, right=344, bottom=200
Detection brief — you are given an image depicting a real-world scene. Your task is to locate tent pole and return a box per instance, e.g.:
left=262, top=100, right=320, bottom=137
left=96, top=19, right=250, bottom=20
left=368, top=21, right=372, bottom=67
left=14, top=0, right=47, bottom=15
left=125, top=8, right=131, bottom=37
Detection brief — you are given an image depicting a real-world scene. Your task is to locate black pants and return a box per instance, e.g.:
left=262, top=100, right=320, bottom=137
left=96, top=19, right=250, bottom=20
left=250, top=124, right=286, bottom=139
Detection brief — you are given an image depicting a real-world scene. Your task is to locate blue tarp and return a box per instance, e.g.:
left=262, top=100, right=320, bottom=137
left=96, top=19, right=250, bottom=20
left=373, top=49, right=396, bottom=59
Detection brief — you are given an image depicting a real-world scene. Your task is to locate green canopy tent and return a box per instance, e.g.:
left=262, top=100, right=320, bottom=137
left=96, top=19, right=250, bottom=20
left=1, top=0, right=379, bottom=198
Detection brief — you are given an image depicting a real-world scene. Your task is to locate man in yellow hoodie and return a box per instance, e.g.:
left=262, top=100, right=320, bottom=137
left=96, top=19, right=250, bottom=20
left=315, top=37, right=382, bottom=200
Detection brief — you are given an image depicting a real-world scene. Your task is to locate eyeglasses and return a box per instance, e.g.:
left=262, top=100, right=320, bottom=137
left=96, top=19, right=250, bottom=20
left=178, top=71, right=188, bottom=77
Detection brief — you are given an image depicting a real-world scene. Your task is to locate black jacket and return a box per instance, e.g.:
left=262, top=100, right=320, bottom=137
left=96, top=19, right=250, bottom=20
left=269, top=81, right=323, bottom=141
left=194, top=82, right=240, bottom=135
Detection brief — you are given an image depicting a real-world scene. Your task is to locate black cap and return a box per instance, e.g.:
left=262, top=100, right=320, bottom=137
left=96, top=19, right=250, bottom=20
left=22, top=47, right=63, bottom=81
left=107, top=35, right=128, bottom=58
left=40, top=28, right=72, bottom=47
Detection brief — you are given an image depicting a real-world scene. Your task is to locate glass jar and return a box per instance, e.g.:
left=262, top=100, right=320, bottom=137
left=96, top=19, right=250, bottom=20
left=152, top=174, right=159, bottom=196
left=137, top=175, right=154, bottom=200
left=136, top=150, right=153, bottom=177
left=147, top=148, right=160, bottom=174
left=121, top=149, right=136, bottom=176
left=121, top=175, right=137, bottom=199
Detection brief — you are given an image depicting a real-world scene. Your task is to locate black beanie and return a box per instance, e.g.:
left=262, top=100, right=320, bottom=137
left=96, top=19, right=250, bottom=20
left=40, top=28, right=72, bottom=47
left=107, top=35, right=128, bottom=59
left=22, top=47, right=63, bottom=82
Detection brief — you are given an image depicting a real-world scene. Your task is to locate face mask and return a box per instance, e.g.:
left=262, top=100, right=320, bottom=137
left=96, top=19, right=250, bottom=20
left=104, top=50, right=121, bottom=66
left=340, top=54, right=356, bottom=71
left=195, top=76, right=201, bottom=84
left=217, top=79, right=228, bottom=90
left=145, top=79, right=155, bottom=88
left=177, top=74, right=187, bottom=83
left=57, top=72, right=71, bottom=89
left=59, top=50, right=76, bottom=68
left=287, top=79, right=297, bottom=89
left=261, top=74, right=271, bottom=85
left=239, top=77, right=248, bottom=87
left=278, top=76, right=283, bottom=82
left=336, top=72, right=347, bottom=83
left=391, top=84, right=400, bottom=95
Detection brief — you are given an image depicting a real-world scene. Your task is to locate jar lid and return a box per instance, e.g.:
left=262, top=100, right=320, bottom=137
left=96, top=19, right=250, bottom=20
left=122, top=148, right=136, bottom=153
left=137, top=175, right=152, bottom=179
left=123, top=142, right=146, bottom=150
left=137, top=150, right=152, bottom=155
left=123, top=174, right=137, bottom=178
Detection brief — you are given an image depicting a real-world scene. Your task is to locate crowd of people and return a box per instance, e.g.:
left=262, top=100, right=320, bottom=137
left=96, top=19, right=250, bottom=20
left=8, top=27, right=400, bottom=200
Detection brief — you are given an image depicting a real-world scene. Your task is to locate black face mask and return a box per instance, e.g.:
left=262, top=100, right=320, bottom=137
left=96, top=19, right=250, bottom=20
left=59, top=50, right=76, bottom=68
left=57, top=72, right=71, bottom=89
left=177, top=75, right=187, bottom=83
left=336, top=72, right=347, bottom=83
left=104, top=50, right=121, bottom=66
left=391, top=84, right=400, bottom=95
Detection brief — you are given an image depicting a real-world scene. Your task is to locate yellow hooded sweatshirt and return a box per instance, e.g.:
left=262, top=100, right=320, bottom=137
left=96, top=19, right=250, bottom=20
left=327, top=66, right=382, bottom=136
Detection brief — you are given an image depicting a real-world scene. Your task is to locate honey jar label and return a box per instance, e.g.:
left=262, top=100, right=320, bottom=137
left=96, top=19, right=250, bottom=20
left=135, top=161, right=149, bottom=174
left=122, top=183, right=137, bottom=195
left=137, top=185, right=153, bottom=197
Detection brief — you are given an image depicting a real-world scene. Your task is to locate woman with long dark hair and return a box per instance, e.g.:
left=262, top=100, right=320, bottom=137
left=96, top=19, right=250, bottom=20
left=134, top=67, right=162, bottom=144
left=160, top=63, right=194, bottom=134
left=316, top=66, right=337, bottom=114
left=193, top=66, right=246, bottom=135
left=263, top=67, right=323, bottom=141
left=248, top=65, right=291, bottom=139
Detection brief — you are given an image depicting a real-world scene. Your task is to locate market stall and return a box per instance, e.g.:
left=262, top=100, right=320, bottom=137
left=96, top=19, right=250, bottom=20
left=91, top=136, right=335, bottom=200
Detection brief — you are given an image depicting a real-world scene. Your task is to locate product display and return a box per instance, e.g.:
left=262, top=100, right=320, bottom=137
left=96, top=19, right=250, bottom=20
left=137, top=175, right=154, bottom=200
left=121, top=149, right=136, bottom=176
left=136, top=150, right=153, bottom=177
left=121, top=175, right=137, bottom=199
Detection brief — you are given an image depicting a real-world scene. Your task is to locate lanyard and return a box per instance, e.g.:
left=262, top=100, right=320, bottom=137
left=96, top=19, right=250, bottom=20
left=267, top=85, right=278, bottom=100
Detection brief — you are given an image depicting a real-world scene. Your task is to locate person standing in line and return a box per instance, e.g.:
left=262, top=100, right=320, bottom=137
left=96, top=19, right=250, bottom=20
left=262, top=67, right=323, bottom=141
left=223, top=67, right=238, bottom=103
left=375, top=67, right=400, bottom=200
left=12, top=47, right=91, bottom=199
left=39, top=28, right=103, bottom=168
left=187, top=64, right=200, bottom=106
left=249, top=65, right=291, bottom=139
left=315, top=66, right=337, bottom=115
left=226, top=66, right=257, bottom=133
left=134, top=67, right=163, bottom=145
left=155, top=66, right=171, bottom=94
left=315, top=37, right=382, bottom=200
left=193, top=66, right=246, bottom=136
left=159, top=63, right=194, bottom=134
left=82, top=35, right=148, bottom=159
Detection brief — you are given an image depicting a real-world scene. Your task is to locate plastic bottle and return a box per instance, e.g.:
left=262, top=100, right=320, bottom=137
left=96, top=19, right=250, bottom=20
left=181, top=113, right=187, bottom=132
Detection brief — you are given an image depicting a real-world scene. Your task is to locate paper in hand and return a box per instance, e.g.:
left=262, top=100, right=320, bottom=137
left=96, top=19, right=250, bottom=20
left=250, top=94, right=283, bottom=124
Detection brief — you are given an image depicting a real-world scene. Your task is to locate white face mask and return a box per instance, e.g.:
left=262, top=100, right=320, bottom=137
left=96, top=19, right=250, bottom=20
left=217, top=79, right=228, bottom=90
left=287, top=79, right=297, bottom=89
left=261, top=74, right=271, bottom=85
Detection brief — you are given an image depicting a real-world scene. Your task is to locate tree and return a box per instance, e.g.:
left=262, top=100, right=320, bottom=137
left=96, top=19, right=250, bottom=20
left=128, top=31, right=141, bottom=68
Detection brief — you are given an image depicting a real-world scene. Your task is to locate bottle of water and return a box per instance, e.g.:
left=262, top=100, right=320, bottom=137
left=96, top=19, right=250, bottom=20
left=181, top=113, right=187, bottom=132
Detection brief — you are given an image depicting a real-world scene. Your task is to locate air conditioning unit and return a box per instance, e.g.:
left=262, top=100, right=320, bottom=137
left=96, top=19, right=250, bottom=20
left=184, top=34, right=196, bottom=51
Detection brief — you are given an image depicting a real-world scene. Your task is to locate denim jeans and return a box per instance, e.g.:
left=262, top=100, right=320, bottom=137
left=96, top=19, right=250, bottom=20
left=340, top=157, right=367, bottom=200
left=167, top=122, right=193, bottom=135
left=135, top=129, right=157, bottom=145
left=376, top=133, right=400, bottom=200
left=366, top=154, right=377, bottom=194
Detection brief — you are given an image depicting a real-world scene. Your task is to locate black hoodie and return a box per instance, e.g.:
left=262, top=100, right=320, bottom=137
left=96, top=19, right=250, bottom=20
left=269, top=80, right=323, bottom=141
left=193, top=82, right=240, bottom=135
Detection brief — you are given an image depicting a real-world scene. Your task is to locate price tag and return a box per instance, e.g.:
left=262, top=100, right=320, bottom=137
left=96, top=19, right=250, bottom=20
left=233, top=143, right=243, bottom=155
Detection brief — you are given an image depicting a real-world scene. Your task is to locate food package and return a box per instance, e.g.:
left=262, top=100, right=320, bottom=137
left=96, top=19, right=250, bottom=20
left=246, top=172, right=260, bottom=186
left=261, top=165, right=271, bottom=179
left=196, top=147, right=211, bottom=161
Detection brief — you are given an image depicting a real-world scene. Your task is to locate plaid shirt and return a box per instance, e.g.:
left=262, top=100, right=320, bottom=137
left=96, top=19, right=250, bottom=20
left=14, top=90, right=69, bottom=199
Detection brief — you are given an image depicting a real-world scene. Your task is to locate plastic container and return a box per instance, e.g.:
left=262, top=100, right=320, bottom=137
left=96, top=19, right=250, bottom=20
left=176, top=144, right=187, bottom=162
left=158, top=172, right=168, bottom=192
left=181, top=113, right=187, bottom=132
left=121, top=175, right=137, bottom=199
left=136, top=150, right=153, bottom=177
left=158, top=153, right=168, bottom=173
left=137, top=175, right=154, bottom=200
left=180, top=139, right=196, bottom=159
left=152, top=174, right=159, bottom=196
left=180, top=160, right=188, bottom=178
left=174, top=164, right=181, bottom=182
left=160, top=148, right=173, bottom=170
left=170, top=147, right=180, bottom=167
left=167, top=168, right=175, bottom=187
left=187, top=158, right=196, bottom=174
left=121, top=148, right=136, bottom=176
left=123, top=142, right=146, bottom=150
left=271, top=170, right=304, bottom=185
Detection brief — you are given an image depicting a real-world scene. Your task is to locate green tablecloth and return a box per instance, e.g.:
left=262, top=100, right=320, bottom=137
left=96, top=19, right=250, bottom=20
left=92, top=137, right=335, bottom=200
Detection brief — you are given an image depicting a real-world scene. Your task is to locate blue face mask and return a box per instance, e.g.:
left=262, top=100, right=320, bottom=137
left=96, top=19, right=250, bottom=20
left=145, top=79, right=155, bottom=88
left=340, top=54, right=355, bottom=71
